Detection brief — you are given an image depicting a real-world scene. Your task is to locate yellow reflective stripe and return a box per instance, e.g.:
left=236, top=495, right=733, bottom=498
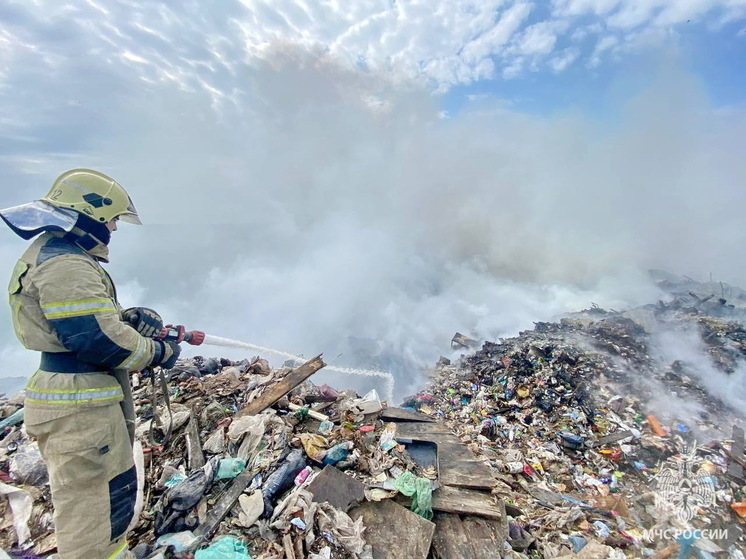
left=107, top=540, right=128, bottom=559
left=120, top=335, right=147, bottom=370
left=25, top=386, right=123, bottom=402
left=25, top=395, right=123, bottom=405
left=42, top=297, right=117, bottom=319
left=28, top=384, right=121, bottom=394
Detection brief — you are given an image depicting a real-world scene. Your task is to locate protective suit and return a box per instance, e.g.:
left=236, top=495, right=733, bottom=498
left=1, top=169, right=179, bottom=558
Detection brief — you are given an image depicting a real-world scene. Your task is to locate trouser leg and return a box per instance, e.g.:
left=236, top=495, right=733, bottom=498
left=27, top=404, right=136, bottom=559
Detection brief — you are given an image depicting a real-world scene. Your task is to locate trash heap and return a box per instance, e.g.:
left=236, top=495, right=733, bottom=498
left=1, top=353, right=465, bottom=559
left=1, top=273, right=746, bottom=558
left=403, top=278, right=746, bottom=558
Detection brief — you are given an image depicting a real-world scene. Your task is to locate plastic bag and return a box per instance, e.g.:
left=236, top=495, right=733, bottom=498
left=0, top=408, right=24, bottom=429
left=154, top=457, right=218, bottom=536
left=349, top=390, right=382, bottom=414
left=194, top=536, right=251, bottom=558
left=317, top=420, right=334, bottom=436
left=393, top=471, right=433, bottom=520
left=379, top=423, right=398, bottom=452
left=299, top=434, right=328, bottom=462
left=0, top=481, right=33, bottom=548
left=9, top=442, right=48, bottom=486
left=216, top=458, right=246, bottom=480
left=155, top=530, right=199, bottom=553
left=322, top=442, right=353, bottom=465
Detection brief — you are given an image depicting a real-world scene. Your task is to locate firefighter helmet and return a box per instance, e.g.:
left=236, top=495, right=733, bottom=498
left=41, top=168, right=141, bottom=225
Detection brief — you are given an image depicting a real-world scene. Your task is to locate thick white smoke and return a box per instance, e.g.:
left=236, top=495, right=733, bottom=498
left=1, top=48, right=745, bottom=401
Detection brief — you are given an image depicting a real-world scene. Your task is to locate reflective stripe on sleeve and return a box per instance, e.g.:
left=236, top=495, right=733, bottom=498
left=119, top=335, right=147, bottom=370
left=41, top=297, right=117, bottom=319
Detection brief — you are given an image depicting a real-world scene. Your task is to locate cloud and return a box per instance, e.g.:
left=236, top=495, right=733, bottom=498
left=2, top=0, right=743, bottom=98
left=549, top=46, right=580, bottom=71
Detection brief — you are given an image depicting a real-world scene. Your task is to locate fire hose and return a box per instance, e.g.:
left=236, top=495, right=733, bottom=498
left=122, top=317, right=206, bottom=448
left=147, top=324, right=205, bottom=447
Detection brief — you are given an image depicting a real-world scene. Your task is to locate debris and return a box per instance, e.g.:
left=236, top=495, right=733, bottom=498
left=451, top=332, right=480, bottom=350
left=0, top=410, right=24, bottom=430
left=3, top=272, right=746, bottom=557
left=646, top=414, right=667, bottom=437
left=193, top=470, right=254, bottom=540
left=322, top=442, right=353, bottom=466
left=154, top=530, right=199, bottom=553
left=235, top=355, right=325, bottom=417
left=193, top=536, right=250, bottom=558
left=308, top=465, right=365, bottom=512
left=287, top=403, right=328, bottom=422
left=431, top=512, right=504, bottom=559
left=430, top=485, right=502, bottom=520
left=0, top=482, right=33, bottom=549
left=185, top=416, right=206, bottom=470
left=215, top=458, right=246, bottom=480
left=236, top=491, right=263, bottom=528
left=393, top=471, right=433, bottom=520
left=349, top=499, right=434, bottom=559
left=261, top=449, right=307, bottom=516
left=728, top=426, right=745, bottom=480
left=8, top=443, right=47, bottom=487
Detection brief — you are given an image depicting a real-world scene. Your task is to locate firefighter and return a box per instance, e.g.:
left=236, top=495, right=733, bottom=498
left=1, top=169, right=181, bottom=558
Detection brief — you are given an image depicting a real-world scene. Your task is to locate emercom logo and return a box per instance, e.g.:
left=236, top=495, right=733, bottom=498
left=653, top=443, right=716, bottom=524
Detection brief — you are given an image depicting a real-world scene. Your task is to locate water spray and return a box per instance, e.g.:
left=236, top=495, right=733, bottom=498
left=202, top=334, right=396, bottom=403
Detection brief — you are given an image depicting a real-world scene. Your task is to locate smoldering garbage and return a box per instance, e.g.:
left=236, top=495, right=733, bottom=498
left=1, top=275, right=746, bottom=558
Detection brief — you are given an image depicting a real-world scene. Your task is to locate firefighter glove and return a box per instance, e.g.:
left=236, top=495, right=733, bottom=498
left=123, top=307, right=164, bottom=338
left=153, top=339, right=181, bottom=369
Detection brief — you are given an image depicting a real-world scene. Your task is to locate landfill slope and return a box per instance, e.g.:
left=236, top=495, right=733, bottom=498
left=406, top=275, right=746, bottom=557
left=1, top=274, right=745, bottom=558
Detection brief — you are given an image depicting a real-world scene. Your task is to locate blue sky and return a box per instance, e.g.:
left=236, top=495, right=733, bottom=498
left=442, top=12, right=745, bottom=116
left=1, top=1, right=746, bottom=392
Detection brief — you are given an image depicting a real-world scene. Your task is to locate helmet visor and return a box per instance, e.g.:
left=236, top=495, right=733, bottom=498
left=117, top=195, right=142, bottom=225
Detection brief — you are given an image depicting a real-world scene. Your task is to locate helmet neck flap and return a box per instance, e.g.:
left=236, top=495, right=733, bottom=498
left=0, top=200, right=112, bottom=256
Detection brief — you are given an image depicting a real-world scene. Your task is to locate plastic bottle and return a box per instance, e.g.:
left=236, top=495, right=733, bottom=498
left=294, top=465, right=312, bottom=485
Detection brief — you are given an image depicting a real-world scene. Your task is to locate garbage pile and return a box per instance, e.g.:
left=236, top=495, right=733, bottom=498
left=1, top=273, right=746, bottom=558
left=404, top=278, right=746, bottom=557
left=1, top=353, right=457, bottom=559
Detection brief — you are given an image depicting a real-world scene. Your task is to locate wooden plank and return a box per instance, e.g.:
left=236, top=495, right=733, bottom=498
left=236, top=355, right=326, bottom=418
left=380, top=407, right=435, bottom=423
left=433, top=513, right=507, bottom=559
left=431, top=486, right=502, bottom=519
left=590, top=430, right=634, bottom=448
left=392, top=422, right=450, bottom=437
left=431, top=513, right=476, bottom=559
left=283, top=534, right=296, bottom=559
left=308, top=465, right=366, bottom=512
left=349, top=499, right=434, bottom=559
left=396, top=423, right=496, bottom=490
left=461, top=516, right=508, bottom=559
left=185, top=415, right=205, bottom=470
left=193, top=469, right=254, bottom=539
left=728, top=426, right=745, bottom=480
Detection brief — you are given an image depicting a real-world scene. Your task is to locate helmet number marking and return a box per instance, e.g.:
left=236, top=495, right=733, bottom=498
left=49, top=189, right=63, bottom=200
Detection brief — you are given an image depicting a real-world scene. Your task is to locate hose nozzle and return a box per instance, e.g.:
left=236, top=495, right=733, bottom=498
left=159, top=325, right=205, bottom=345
